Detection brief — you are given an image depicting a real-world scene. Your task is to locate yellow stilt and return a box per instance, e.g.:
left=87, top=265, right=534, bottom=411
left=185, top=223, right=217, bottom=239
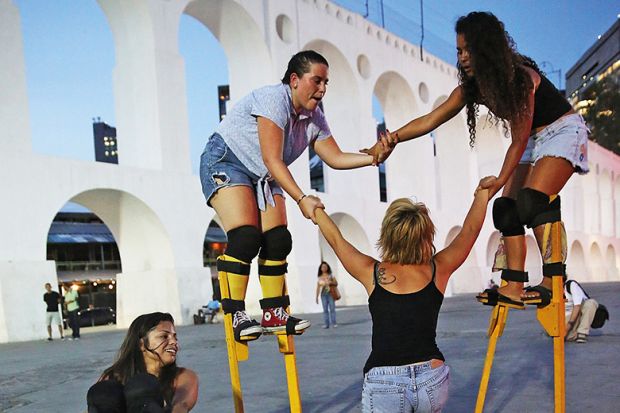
left=218, top=256, right=249, bottom=413
left=218, top=255, right=303, bottom=413
left=475, top=297, right=510, bottom=413
left=277, top=332, right=302, bottom=413
left=476, top=220, right=567, bottom=412
left=536, top=221, right=566, bottom=413
left=260, top=258, right=303, bottom=413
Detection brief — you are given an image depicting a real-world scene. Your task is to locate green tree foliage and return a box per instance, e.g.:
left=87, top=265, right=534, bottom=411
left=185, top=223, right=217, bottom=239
left=582, top=75, right=620, bottom=155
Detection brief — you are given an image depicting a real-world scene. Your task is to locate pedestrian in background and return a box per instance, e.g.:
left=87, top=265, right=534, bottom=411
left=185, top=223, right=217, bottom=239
left=43, top=283, right=64, bottom=341
left=64, top=285, right=80, bottom=340
left=315, top=261, right=338, bottom=328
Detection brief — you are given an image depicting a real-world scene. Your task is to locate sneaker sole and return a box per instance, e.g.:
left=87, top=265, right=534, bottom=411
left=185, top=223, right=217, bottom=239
left=239, top=325, right=263, bottom=339
left=262, top=320, right=311, bottom=334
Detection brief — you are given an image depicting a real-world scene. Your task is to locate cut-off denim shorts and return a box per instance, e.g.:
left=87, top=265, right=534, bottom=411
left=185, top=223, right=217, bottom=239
left=519, top=113, right=589, bottom=174
left=199, top=133, right=284, bottom=209
left=362, top=361, right=450, bottom=413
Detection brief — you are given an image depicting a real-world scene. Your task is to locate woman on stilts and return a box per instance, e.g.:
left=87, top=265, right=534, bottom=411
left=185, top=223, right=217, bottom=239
left=376, top=11, right=589, bottom=308
left=200, top=50, right=393, bottom=342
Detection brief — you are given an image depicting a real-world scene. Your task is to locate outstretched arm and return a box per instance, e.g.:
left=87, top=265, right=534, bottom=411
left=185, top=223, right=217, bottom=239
left=314, top=208, right=376, bottom=293
left=313, top=135, right=394, bottom=168
left=390, top=86, right=466, bottom=144
left=434, top=188, right=490, bottom=293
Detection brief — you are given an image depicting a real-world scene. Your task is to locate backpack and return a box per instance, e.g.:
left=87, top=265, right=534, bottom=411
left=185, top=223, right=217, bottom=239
left=566, top=280, right=609, bottom=329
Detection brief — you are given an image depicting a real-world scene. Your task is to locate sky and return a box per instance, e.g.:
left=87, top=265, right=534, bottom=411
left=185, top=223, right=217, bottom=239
left=14, top=1, right=619, bottom=176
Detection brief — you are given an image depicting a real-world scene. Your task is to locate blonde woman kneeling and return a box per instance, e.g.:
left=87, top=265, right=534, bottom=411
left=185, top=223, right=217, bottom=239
left=315, top=188, right=490, bottom=413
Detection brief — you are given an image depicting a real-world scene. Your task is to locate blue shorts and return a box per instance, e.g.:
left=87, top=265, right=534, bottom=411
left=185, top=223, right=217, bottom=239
left=199, top=133, right=284, bottom=208
left=362, top=361, right=450, bottom=413
left=519, top=113, right=589, bottom=174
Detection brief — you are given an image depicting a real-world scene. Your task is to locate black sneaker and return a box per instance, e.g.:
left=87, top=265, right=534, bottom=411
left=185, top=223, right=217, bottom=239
left=232, top=310, right=262, bottom=342
left=47, top=337, right=53, bottom=341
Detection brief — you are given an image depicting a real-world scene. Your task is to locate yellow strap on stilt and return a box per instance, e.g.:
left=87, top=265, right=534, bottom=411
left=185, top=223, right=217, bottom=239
left=475, top=283, right=510, bottom=413
left=218, top=255, right=249, bottom=413
left=536, top=221, right=566, bottom=413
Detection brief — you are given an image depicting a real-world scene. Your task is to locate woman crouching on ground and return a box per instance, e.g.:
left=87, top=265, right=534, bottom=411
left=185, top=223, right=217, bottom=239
left=87, top=312, right=198, bottom=413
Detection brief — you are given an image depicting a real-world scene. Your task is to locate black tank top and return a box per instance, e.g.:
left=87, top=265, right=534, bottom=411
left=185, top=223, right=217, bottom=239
left=363, top=261, right=445, bottom=374
left=531, top=73, right=572, bottom=129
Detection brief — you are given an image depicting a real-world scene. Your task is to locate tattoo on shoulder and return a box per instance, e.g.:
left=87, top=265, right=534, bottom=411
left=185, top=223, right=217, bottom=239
left=377, top=267, right=396, bottom=285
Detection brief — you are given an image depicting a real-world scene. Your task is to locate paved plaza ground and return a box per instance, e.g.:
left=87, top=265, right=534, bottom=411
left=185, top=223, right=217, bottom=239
left=1, top=282, right=618, bottom=412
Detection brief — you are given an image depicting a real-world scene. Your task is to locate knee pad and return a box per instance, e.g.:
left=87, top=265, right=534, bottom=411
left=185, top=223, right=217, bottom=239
left=492, top=197, right=525, bottom=236
left=259, top=225, right=293, bottom=260
left=516, top=188, right=561, bottom=228
left=225, top=225, right=261, bottom=263
left=87, top=380, right=126, bottom=413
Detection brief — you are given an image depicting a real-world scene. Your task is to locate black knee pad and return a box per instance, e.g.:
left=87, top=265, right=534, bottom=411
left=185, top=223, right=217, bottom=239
left=516, top=188, right=561, bottom=228
left=225, top=225, right=261, bottom=263
left=259, top=225, right=293, bottom=260
left=492, top=197, right=525, bottom=236
left=87, top=380, right=126, bottom=413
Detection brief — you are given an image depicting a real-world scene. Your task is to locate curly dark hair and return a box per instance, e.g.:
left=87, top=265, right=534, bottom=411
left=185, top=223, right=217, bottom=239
left=455, top=12, right=539, bottom=147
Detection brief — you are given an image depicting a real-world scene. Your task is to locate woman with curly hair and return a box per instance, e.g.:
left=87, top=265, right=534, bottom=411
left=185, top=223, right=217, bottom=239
left=377, top=11, right=589, bottom=308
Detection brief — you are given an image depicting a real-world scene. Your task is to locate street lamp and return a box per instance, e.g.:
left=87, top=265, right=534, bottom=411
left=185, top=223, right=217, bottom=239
left=540, top=61, right=563, bottom=92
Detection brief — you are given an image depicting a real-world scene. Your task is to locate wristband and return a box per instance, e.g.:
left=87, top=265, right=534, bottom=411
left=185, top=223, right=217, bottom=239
left=296, top=194, right=307, bottom=205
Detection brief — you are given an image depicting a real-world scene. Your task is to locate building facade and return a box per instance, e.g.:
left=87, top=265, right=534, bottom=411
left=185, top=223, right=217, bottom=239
left=1, top=0, right=619, bottom=343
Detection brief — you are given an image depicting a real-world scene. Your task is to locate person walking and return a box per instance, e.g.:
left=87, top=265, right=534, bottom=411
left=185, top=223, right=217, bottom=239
left=315, top=261, right=338, bottom=328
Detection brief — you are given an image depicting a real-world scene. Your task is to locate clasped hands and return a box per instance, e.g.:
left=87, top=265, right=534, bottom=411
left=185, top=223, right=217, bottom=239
left=476, top=175, right=504, bottom=199
left=360, top=129, right=399, bottom=165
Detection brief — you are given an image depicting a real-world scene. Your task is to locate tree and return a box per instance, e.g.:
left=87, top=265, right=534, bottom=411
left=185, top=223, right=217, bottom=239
left=582, top=75, right=620, bottom=155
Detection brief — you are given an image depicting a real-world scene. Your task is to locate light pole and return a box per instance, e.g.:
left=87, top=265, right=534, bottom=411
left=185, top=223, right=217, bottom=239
left=540, top=61, right=563, bottom=92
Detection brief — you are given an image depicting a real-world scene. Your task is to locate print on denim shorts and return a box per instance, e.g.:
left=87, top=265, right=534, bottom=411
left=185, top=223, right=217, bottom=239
left=579, top=143, right=586, bottom=162
left=211, top=172, right=230, bottom=187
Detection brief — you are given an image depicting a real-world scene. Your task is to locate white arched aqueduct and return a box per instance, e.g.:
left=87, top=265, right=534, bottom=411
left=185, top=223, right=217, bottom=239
left=1, top=0, right=618, bottom=342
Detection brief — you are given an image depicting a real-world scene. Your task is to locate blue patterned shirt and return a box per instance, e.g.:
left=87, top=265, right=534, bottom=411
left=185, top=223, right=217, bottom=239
left=215, top=83, right=332, bottom=177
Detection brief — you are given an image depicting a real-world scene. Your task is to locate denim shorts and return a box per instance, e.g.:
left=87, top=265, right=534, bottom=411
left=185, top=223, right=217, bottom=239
left=519, top=113, right=589, bottom=174
left=362, top=361, right=450, bottom=413
left=199, top=133, right=283, bottom=208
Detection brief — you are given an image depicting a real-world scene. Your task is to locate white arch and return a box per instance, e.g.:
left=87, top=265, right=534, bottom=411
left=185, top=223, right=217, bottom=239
left=184, top=0, right=273, bottom=102
left=373, top=71, right=426, bottom=201
left=70, top=189, right=181, bottom=326
left=373, top=71, right=417, bottom=128
left=589, top=242, right=604, bottom=281
left=303, top=39, right=363, bottom=196
left=567, top=240, right=587, bottom=280
left=606, top=244, right=618, bottom=281
left=433, top=95, right=471, bottom=212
